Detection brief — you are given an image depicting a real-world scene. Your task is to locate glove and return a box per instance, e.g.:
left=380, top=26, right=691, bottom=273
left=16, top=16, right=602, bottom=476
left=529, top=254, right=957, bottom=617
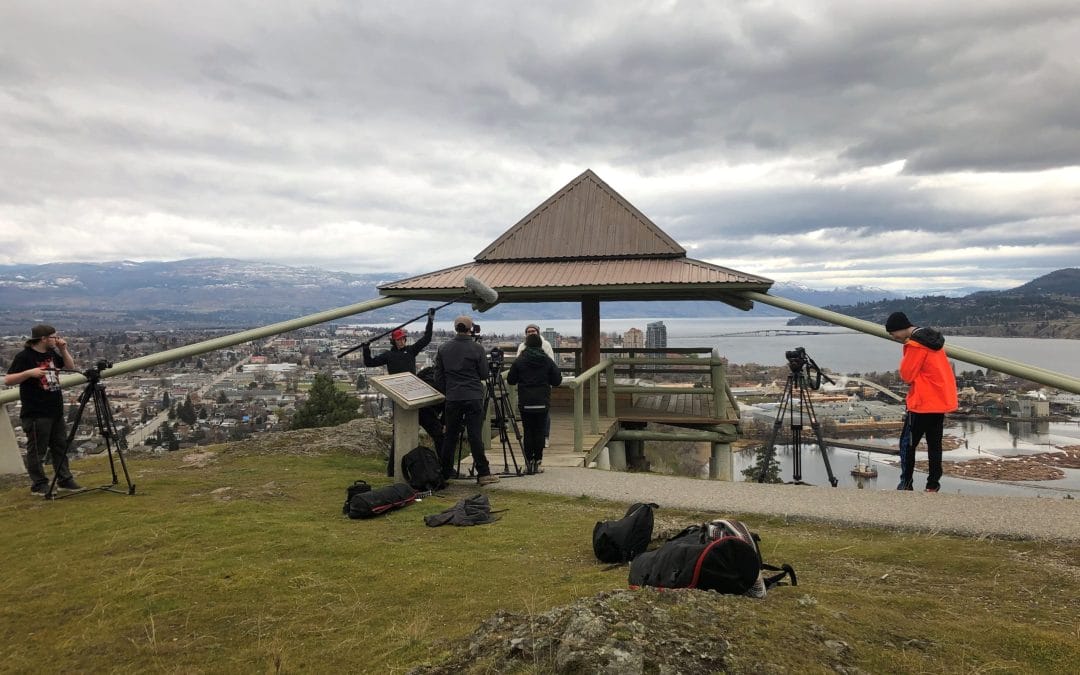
left=427, top=307, right=436, bottom=320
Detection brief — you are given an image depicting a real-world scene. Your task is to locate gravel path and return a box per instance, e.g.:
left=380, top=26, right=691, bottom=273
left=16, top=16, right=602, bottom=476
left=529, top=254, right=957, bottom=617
left=484, top=468, right=1080, bottom=542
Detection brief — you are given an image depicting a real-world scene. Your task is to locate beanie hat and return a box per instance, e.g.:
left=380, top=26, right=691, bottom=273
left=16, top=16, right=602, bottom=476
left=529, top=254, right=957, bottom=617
left=30, top=324, right=56, bottom=340
left=454, top=315, right=473, bottom=333
left=390, top=328, right=407, bottom=341
left=885, top=312, right=913, bottom=333
left=525, top=324, right=540, bottom=334
left=525, top=333, right=542, bottom=349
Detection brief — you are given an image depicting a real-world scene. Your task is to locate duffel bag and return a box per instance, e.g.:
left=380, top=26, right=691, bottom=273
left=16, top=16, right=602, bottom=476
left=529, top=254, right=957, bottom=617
left=347, top=483, right=417, bottom=520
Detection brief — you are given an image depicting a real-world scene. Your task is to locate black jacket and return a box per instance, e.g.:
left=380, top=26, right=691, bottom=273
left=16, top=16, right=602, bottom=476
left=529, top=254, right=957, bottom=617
left=435, top=334, right=489, bottom=401
left=507, top=348, right=562, bottom=408
left=362, top=317, right=433, bottom=374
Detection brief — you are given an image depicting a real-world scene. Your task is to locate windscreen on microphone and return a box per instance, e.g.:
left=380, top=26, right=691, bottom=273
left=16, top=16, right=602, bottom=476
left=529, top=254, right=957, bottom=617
left=463, top=275, right=499, bottom=312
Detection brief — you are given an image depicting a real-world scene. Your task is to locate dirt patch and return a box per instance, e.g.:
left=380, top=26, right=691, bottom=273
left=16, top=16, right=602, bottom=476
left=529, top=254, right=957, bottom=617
left=408, top=588, right=846, bottom=675
left=217, top=417, right=391, bottom=457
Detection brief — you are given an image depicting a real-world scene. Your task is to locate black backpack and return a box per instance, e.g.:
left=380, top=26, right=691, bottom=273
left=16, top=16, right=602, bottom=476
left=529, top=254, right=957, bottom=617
left=401, top=446, right=447, bottom=492
left=341, top=479, right=371, bottom=515
left=592, top=502, right=658, bottom=563
left=628, top=519, right=796, bottom=597
left=347, top=483, right=417, bottom=520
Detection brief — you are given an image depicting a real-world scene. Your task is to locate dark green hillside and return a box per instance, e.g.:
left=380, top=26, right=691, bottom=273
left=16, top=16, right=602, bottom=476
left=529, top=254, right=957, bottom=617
left=789, top=268, right=1080, bottom=337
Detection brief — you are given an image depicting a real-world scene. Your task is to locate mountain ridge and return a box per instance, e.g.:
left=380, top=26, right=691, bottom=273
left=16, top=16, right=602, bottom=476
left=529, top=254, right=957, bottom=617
left=1, top=258, right=1072, bottom=334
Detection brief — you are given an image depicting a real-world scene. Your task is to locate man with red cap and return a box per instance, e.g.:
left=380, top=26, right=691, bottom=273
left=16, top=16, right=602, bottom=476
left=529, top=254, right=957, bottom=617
left=363, top=309, right=440, bottom=475
left=885, top=311, right=958, bottom=492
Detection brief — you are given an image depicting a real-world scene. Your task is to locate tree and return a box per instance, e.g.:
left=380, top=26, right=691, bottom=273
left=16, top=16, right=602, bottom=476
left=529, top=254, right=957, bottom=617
left=216, top=390, right=229, bottom=404
left=290, top=373, right=363, bottom=430
left=742, top=444, right=782, bottom=483
left=178, top=396, right=197, bottom=425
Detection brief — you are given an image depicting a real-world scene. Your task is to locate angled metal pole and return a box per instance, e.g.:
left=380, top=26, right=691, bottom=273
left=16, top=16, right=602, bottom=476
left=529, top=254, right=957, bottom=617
left=1, top=295, right=407, bottom=473
left=741, top=291, right=1080, bottom=395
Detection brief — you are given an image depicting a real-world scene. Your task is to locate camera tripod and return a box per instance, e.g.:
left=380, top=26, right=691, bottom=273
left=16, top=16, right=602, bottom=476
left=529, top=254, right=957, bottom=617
left=49, top=364, right=136, bottom=499
left=454, top=362, right=524, bottom=478
left=757, top=349, right=839, bottom=487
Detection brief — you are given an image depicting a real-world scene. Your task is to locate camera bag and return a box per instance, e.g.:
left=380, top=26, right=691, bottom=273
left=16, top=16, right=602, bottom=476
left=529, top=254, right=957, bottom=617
left=341, top=479, right=372, bottom=515
left=592, top=502, right=658, bottom=563
left=628, top=519, right=796, bottom=597
left=347, top=483, right=417, bottom=520
left=401, top=445, right=447, bottom=492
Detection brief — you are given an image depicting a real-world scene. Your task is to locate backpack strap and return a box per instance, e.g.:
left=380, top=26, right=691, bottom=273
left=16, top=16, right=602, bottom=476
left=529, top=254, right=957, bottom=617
left=762, top=562, right=797, bottom=588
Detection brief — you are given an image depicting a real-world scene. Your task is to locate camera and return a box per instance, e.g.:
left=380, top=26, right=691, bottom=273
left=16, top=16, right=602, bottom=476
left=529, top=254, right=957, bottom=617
left=488, top=346, right=505, bottom=367
left=471, top=323, right=482, bottom=335
left=81, top=359, right=114, bottom=382
left=783, top=346, right=834, bottom=388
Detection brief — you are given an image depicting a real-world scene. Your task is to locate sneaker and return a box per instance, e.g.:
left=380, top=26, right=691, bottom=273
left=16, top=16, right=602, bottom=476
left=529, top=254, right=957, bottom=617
left=57, top=478, right=83, bottom=491
left=477, top=474, right=500, bottom=486
left=30, top=483, right=49, bottom=496
left=534, top=463, right=544, bottom=474
left=544, top=438, right=549, bottom=448
left=925, top=487, right=939, bottom=493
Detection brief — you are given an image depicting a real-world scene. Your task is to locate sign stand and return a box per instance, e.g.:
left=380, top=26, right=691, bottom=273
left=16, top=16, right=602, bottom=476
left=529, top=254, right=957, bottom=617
left=368, top=373, right=445, bottom=483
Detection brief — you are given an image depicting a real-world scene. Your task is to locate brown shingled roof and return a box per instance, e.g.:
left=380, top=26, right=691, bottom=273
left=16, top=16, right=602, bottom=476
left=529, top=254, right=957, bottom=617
left=475, top=169, right=685, bottom=261
left=379, top=169, right=772, bottom=309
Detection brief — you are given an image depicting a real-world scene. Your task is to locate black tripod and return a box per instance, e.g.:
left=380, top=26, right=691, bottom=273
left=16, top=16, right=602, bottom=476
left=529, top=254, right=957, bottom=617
left=49, top=361, right=136, bottom=499
left=757, top=347, right=838, bottom=487
left=455, top=350, right=524, bottom=477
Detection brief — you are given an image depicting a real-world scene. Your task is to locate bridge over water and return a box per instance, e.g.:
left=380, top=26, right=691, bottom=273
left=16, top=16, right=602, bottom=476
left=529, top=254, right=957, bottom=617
left=706, top=329, right=854, bottom=337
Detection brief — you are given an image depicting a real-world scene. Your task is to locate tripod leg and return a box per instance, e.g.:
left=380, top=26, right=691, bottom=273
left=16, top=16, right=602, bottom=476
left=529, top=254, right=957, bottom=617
left=758, top=376, right=793, bottom=483
left=96, top=386, right=136, bottom=494
left=799, top=381, right=838, bottom=487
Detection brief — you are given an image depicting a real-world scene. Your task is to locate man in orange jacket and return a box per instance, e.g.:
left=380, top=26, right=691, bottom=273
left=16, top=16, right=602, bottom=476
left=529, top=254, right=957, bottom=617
left=886, top=312, right=959, bottom=492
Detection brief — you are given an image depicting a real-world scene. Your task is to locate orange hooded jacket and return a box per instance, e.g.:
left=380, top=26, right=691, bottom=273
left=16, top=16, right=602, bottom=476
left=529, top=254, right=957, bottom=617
left=899, top=327, right=959, bottom=413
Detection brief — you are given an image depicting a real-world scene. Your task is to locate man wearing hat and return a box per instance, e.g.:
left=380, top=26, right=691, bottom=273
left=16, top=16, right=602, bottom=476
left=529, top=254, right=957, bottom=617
left=885, top=312, right=958, bottom=492
left=434, top=314, right=498, bottom=485
left=4, top=324, right=82, bottom=495
left=515, top=324, right=555, bottom=447
left=363, top=309, right=440, bottom=475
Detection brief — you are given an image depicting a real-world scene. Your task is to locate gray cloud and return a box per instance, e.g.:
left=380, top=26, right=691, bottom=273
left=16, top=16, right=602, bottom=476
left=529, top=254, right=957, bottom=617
left=0, top=1, right=1078, bottom=292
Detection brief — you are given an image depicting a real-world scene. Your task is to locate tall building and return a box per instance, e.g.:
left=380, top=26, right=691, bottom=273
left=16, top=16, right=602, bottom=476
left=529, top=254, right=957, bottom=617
left=623, top=327, right=644, bottom=349
left=542, top=327, right=559, bottom=347
left=645, top=321, right=668, bottom=349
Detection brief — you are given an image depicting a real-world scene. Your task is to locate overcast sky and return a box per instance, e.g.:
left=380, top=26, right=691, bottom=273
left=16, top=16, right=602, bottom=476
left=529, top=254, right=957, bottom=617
left=2, top=1, right=1078, bottom=293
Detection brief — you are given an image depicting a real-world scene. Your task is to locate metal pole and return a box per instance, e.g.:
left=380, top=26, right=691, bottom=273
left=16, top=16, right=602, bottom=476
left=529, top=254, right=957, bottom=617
left=741, top=291, right=1080, bottom=395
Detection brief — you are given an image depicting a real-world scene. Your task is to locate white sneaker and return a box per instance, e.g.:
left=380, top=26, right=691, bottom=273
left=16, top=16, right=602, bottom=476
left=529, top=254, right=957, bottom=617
left=544, top=438, right=549, bottom=448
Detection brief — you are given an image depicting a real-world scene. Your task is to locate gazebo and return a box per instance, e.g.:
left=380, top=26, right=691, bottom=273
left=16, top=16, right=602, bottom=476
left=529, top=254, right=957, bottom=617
left=378, top=170, right=775, bottom=476
left=379, top=169, right=774, bottom=370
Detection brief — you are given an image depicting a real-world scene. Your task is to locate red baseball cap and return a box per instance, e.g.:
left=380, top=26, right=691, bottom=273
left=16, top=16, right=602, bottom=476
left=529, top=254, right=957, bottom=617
left=390, top=328, right=407, bottom=341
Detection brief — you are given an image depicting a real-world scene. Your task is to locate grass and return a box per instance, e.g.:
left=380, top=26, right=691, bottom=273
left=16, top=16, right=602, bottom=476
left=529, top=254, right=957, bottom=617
left=1, top=442, right=1078, bottom=674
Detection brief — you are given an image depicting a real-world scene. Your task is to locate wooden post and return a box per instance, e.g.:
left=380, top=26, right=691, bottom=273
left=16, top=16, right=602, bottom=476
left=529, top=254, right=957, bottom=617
left=605, top=362, right=616, bottom=417
left=581, top=296, right=600, bottom=371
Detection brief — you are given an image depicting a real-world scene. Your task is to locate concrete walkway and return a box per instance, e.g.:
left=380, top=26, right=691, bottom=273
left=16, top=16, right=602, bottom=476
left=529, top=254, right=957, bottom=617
left=483, top=467, right=1080, bottom=542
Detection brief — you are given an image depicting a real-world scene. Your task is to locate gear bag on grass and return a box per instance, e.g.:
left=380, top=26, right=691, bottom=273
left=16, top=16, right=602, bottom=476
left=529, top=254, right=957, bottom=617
left=341, top=479, right=372, bottom=515
left=347, top=483, right=417, bottom=520
left=593, top=502, right=659, bottom=563
left=628, top=519, right=796, bottom=597
left=401, top=445, right=447, bottom=492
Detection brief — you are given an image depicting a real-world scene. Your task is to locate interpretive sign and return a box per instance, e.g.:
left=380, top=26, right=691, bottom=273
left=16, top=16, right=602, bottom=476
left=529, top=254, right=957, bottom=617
left=369, top=373, right=444, bottom=410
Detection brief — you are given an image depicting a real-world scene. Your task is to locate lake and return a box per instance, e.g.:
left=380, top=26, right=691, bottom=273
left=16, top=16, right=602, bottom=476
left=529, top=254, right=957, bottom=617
left=468, top=316, right=1080, bottom=377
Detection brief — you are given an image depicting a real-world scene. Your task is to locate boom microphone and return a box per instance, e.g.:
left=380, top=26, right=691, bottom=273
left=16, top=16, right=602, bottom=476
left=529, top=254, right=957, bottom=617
left=464, top=275, right=499, bottom=312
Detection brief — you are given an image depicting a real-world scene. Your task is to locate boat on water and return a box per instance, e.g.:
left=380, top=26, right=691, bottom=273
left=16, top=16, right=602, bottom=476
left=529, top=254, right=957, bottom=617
left=850, top=452, right=879, bottom=478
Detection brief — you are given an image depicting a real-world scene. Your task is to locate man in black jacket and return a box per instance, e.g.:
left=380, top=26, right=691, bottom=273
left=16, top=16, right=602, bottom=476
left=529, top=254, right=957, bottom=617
left=435, top=315, right=497, bottom=485
left=507, top=333, right=562, bottom=474
left=363, top=309, right=441, bottom=475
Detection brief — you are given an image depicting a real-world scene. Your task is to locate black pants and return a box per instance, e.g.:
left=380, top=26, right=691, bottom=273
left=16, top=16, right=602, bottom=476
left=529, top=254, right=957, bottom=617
left=23, top=416, right=73, bottom=488
left=520, top=407, right=547, bottom=465
left=440, top=399, right=490, bottom=477
left=909, top=411, right=945, bottom=490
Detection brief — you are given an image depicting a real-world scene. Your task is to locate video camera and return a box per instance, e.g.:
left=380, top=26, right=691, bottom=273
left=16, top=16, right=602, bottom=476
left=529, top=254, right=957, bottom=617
left=784, top=347, right=834, bottom=390
left=487, top=346, right=505, bottom=368
left=83, top=359, right=113, bottom=381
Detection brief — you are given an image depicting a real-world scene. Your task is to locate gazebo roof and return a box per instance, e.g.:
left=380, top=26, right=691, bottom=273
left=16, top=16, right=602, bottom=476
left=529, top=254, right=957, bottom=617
left=379, top=169, right=772, bottom=308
